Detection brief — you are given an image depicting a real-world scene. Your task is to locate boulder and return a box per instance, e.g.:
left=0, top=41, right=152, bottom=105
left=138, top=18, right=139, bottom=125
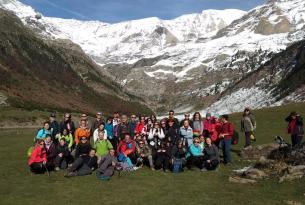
left=229, top=176, right=257, bottom=184
left=240, top=143, right=280, bottom=159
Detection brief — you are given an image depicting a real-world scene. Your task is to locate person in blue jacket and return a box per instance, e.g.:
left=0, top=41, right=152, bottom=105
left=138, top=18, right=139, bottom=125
left=186, top=137, right=203, bottom=170
left=35, top=121, right=51, bottom=140
left=179, top=120, right=193, bottom=147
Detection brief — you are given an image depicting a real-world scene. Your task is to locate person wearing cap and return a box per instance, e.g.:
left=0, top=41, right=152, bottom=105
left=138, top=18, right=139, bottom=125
left=203, top=112, right=213, bottom=138
left=285, top=111, right=304, bottom=147
left=180, top=113, right=193, bottom=128
left=91, top=112, right=104, bottom=134
left=219, top=115, right=234, bottom=165
left=60, top=113, right=76, bottom=137
left=49, top=113, right=59, bottom=143
left=241, top=108, right=257, bottom=148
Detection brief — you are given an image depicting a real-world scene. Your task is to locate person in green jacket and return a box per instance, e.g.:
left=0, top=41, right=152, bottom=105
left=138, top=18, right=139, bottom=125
left=94, top=131, right=113, bottom=163
left=56, top=128, right=74, bottom=151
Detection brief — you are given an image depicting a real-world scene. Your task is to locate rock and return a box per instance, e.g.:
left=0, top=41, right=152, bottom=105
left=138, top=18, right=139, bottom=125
left=288, top=165, right=305, bottom=174
left=240, top=143, right=280, bottom=159
left=246, top=168, right=268, bottom=179
left=255, top=156, right=273, bottom=169
left=279, top=172, right=304, bottom=183
left=229, top=176, right=257, bottom=184
left=286, top=200, right=303, bottom=205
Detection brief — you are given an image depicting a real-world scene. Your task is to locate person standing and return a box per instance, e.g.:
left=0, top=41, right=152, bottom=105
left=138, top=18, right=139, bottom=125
left=219, top=115, right=234, bottom=165
left=91, top=112, right=104, bottom=134
left=285, top=111, right=304, bottom=147
left=167, top=110, right=180, bottom=130
left=179, top=120, right=193, bottom=147
left=60, top=113, right=76, bottom=138
left=241, top=108, right=257, bottom=148
left=49, top=113, right=60, bottom=143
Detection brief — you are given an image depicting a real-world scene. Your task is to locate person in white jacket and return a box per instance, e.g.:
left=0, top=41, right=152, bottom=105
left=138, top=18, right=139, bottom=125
left=148, top=122, right=165, bottom=149
left=93, top=123, right=108, bottom=144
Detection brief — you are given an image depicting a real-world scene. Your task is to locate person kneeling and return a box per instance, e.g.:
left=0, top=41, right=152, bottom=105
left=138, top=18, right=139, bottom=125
left=65, top=137, right=97, bottom=177
left=155, top=142, right=171, bottom=172
left=187, top=138, right=203, bottom=170
left=96, top=149, right=117, bottom=181
left=202, top=138, right=219, bottom=171
left=28, top=139, right=49, bottom=174
left=55, top=138, right=71, bottom=170
left=136, top=139, right=154, bottom=170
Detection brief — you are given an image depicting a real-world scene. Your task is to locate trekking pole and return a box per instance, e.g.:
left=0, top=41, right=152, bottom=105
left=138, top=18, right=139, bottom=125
left=43, top=163, right=50, bottom=177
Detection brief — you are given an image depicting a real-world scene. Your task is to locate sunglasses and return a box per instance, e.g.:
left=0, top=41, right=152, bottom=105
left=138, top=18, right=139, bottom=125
left=39, top=143, right=44, bottom=145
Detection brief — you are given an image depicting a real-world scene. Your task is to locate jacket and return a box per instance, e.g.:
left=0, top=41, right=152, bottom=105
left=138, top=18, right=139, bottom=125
left=189, top=144, right=203, bottom=157
left=117, top=140, right=136, bottom=157
left=75, top=143, right=91, bottom=158
left=56, top=143, right=70, bottom=157
left=35, top=128, right=51, bottom=140
left=203, top=144, right=219, bottom=161
left=105, top=123, right=113, bottom=139
left=28, top=145, right=47, bottom=165
left=74, top=127, right=91, bottom=145
left=56, top=134, right=74, bottom=149
left=94, top=139, right=113, bottom=157
left=192, top=120, right=203, bottom=136
left=286, top=116, right=304, bottom=136
left=59, top=121, right=75, bottom=136
left=49, top=120, right=60, bottom=138
left=45, top=142, right=57, bottom=164
left=93, top=129, right=108, bottom=143
left=220, top=122, right=234, bottom=139
left=241, top=114, right=256, bottom=132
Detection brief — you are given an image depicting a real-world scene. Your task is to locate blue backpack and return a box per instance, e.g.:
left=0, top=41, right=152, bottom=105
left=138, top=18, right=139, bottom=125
left=172, top=159, right=182, bottom=173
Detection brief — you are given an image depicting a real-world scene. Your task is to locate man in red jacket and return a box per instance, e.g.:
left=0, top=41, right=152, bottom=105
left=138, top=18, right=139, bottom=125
left=219, top=115, right=234, bottom=165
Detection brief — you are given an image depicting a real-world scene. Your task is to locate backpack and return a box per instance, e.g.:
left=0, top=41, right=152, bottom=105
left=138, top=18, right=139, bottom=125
left=172, top=158, right=183, bottom=173
left=27, top=146, right=34, bottom=157
left=231, top=130, right=239, bottom=145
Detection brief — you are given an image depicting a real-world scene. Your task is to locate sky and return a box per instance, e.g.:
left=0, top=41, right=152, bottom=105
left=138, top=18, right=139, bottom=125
left=21, top=0, right=266, bottom=23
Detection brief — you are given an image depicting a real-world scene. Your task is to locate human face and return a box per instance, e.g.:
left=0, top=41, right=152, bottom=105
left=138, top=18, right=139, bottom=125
left=185, top=114, right=190, bottom=119
left=98, top=132, right=104, bottom=140
left=131, top=115, right=136, bottom=122
left=39, top=141, right=45, bottom=147
left=96, top=113, right=101, bottom=119
left=154, top=123, right=159, bottom=128
left=183, top=120, right=189, bottom=127
left=140, top=117, right=145, bottom=123
left=63, top=129, right=68, bottom=135
left=206, top=138, right=212, bottom=146
left=99, top=124, right=104, bottom=130
left=139, top=141, right=144, bottom=147
left=109, top=150, right=115, bottom=156
left=122, top=115, right=128, bottom=123
left=44, top=123, right=50, bottom=130
left=195, top=113, right=200, bottom=120
left=45, top=136, right=51, bottom=143
left=199, top=136, right=205, bottom=142
left=169, top=112, right=174, bottom=118
left=161, top=121, right=166, bottom=127
left=80, top=120, right=86, bottom=127
left=125, top=135, right=131, bottom=142
left=59, top=139, right=65, bottom=146
left=89, top=150, right=96, bottom=157
left=194, top=140, right=200, bottom=146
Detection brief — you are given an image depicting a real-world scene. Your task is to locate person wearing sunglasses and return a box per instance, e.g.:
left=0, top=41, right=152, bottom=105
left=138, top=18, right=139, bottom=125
left=135, top=140, right=154, bottom=170
left=59, top=113, right=75, bottom=138
left=186, top=137, right=203, bottom=170
left=28, top=139, right=47, bottom=174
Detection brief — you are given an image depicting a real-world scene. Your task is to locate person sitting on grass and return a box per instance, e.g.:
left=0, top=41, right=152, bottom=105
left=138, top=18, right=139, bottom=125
left=54, top=138, right=71, bottom=171
left=93, top=122, right=107, bottom=144
left=201, top=138, right=219, bottom=171
left=45, top=135, right=57, bottom=171
left=198, top=134, right=205, bottom=150
left=74, top=119, right=91, bottom=145
left=94, top=131, right=113, bottom=163
left=35, top=121, right=51, bottom=140
left=117, top=133, right=136, bottom=168
left=28, top=139, right=47, bottom=174
left=56, top=128, right=73, bottom=151
left=96, top=149, right=118, bottom=181
left=65, top=148, right=98, bottom=177
left=170, top=140, right=187, bottom=171
left=187, top=137, right=203, bottom=170
left=154, top=142, right=171, bottom=172
left=135, top=139, right=154, bottom=170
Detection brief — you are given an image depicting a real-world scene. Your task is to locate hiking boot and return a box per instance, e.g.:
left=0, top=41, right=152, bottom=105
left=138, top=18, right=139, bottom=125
left=64, top=172, right=77, bottom=178
left=201, top=168, right=208, bottom=172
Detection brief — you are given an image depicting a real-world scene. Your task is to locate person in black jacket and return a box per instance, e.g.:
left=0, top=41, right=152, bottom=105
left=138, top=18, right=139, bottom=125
left=170, top=140, right=187, bottom=168
left=166, top=119, right=180, bottom=145
left=285, top=111, right=304, bottom=147
left=65, top=138, right=97, bottom=177
left=49, top=113, right=60, bottom=143
left=45, top=135, right=57, bottom=170
left=201, top=138, right=219, bottom=171
left=155, top=141, right=171, bottom=172
left=54, top=138, right=71, bottom=170
left=59, top=113, right=76, bottom=138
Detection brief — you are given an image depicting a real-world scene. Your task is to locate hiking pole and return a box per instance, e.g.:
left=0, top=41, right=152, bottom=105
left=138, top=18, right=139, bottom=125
left=43, top=163, right=50, bottom=177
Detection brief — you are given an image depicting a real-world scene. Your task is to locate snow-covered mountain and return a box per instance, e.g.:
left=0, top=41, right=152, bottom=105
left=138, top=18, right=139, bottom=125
left=1, top=0, right=305, bottom=114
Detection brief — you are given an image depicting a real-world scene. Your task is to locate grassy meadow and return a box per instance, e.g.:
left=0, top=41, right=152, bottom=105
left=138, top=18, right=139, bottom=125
left=0, top=103, right=305, bottom=205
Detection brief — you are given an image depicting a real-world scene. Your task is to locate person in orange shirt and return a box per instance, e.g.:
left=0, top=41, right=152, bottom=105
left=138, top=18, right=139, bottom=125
left=75, top=119, right=91, bottom=145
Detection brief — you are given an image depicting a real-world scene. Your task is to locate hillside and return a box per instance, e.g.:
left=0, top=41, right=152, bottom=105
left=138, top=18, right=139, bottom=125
left=0, top=9, right=152, bottom=115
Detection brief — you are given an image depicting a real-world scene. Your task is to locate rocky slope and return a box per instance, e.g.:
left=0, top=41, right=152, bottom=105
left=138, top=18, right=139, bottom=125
left=1, top=0, right=305, bottom=114
left=0, top=9, right=152, bottom=115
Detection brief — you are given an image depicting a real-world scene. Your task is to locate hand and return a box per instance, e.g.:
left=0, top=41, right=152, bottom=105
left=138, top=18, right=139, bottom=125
left=43, top=161, right=46, bottom=165
left=58, top=153, right=63, bottom=157
left=112, top=161, right=116, bottom=167
left=207, top=160, right=211, bottom=163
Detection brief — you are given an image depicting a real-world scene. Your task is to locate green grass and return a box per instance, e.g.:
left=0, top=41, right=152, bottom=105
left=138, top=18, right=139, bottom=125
left=0, top=103, right=305, bottom=205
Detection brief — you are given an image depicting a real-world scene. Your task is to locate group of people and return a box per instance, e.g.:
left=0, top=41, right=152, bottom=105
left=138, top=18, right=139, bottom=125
left=27, top=107, right=303, bottom=181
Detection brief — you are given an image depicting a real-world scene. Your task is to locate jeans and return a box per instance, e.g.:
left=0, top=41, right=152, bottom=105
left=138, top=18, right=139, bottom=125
left=221, top=139, right=232, bottom=164
left=245, top=132, right=251, bottom=147
left=69, top=158, right=92, bottom=176
left=291, top=134, right=303, bottom=147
